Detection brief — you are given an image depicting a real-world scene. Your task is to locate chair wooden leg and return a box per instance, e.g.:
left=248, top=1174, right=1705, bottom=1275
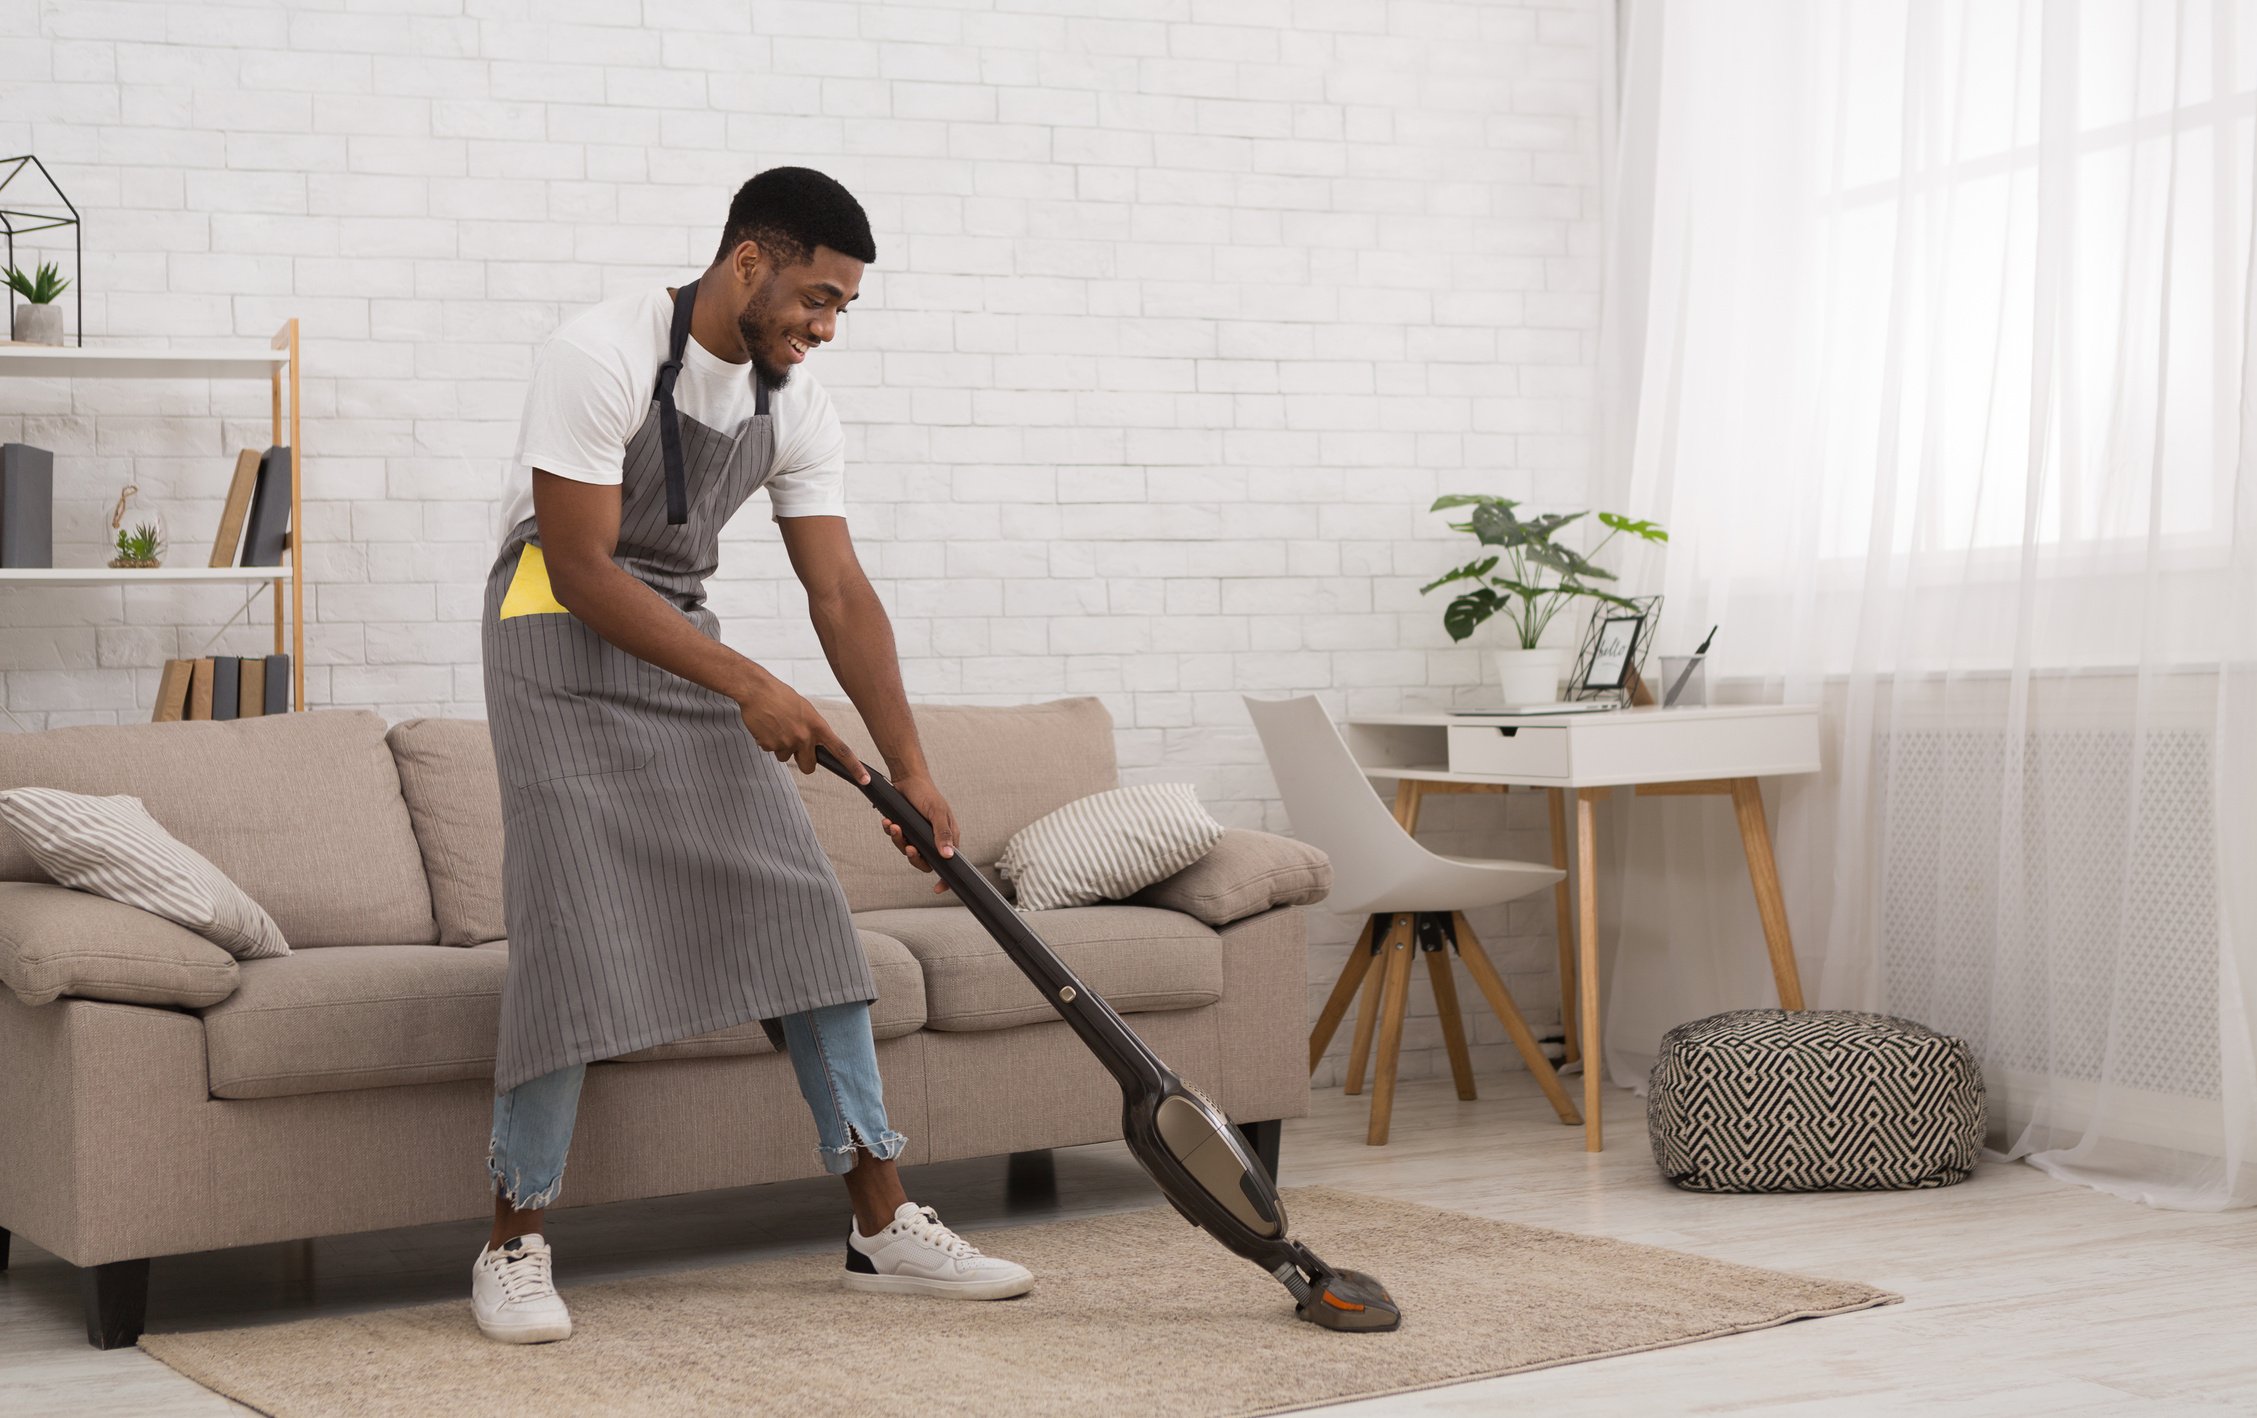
left=1425, top=932, right=1478, bottom=1101
left=1450, top=911, right=1581, bottom=1125
left=1341, top=935, right=1386, bottom=1096
left=1548, top=786, right=1580, bottom=1064
left=1730, top=777, right=1807, bottom=1010
left=1366, top=914, right=1419, bottom=1146
left=1308, top=916, right=1379, bottom=1073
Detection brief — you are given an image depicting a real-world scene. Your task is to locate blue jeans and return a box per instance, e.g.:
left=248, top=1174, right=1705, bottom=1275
left=488, top=1001, right=907, bottom=1210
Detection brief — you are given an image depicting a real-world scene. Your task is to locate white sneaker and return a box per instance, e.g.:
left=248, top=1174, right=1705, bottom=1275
left=472, top=1232, right=573, bottom=1343
left=845, top=1202, right=1034, bottom=1301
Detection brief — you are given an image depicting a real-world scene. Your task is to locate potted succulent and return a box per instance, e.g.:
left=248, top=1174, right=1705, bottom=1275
left=105, top=485, right=165, bottom=569
left=5, top=260, right=70, bottom=346
left=1421, top=494, right=1668, bottom=704
left=109, top=520, right=166, bottom=570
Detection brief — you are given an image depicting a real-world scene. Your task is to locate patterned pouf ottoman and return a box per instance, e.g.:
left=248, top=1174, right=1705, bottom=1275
left=1648, top=1009, right=1986, bottom=1193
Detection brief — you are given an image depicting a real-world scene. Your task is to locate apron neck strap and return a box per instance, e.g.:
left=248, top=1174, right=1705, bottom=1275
left=655, top=279, right=700, bottom=526
left=654, top=280, right=772, bottom=526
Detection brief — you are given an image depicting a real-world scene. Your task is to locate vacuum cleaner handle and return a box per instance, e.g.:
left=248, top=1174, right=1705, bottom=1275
left=812, top=749, right=1397, bottom=1331
left=811, top=746, right=1172, bottom=1093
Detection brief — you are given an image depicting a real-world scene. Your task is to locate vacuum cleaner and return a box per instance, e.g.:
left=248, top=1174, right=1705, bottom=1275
left=816, top=747, right=1401, bottom=1333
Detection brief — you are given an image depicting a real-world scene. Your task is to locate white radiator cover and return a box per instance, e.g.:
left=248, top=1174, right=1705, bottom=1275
left=1877, top=727, right=2220, bottom=1105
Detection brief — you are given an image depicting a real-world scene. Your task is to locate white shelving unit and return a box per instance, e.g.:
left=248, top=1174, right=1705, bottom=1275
left=0, top=345, right=289, bottom=380
left=0, top=324, right=306, bottom=711
left=0, top=566, right=292, bottom=587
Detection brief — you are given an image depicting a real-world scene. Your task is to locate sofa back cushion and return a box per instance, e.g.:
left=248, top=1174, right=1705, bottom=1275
left=0, top=711, right=439, bottom=948
left=386, top=717, right=505, bottom=946
left=797, top=697, right=1119, bottom=912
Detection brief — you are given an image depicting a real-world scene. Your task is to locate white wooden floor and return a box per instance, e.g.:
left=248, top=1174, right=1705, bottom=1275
left=5, top=1076, right=2255, bottom=1415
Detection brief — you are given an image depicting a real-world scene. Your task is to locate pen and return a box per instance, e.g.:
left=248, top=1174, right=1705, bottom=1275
left=1663, top=625, right=1717, bottom=708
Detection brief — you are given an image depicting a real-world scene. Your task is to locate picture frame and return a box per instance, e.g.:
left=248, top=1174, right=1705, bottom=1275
left=1567, top=595, right=1663, bottom=704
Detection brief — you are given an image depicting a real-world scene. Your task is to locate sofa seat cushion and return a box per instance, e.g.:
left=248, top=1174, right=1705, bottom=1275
left=610, top=930, right=926, bottom=1063
left=201, top=932, right=929, bottom=1097
left=201, top=942, right=508, bottom=1100
left=854, top=905, right=1221, bottom=1032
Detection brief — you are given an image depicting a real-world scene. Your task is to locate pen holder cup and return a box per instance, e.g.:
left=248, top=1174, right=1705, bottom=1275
left=1658, top=655, right=1708, bottom=708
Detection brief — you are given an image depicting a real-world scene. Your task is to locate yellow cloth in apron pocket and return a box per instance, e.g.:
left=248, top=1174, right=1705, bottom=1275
left=498, top=543, right=570, bottom=620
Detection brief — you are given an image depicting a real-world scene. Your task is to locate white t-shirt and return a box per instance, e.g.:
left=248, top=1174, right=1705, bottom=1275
left=497, top=286, right=847, bottom=548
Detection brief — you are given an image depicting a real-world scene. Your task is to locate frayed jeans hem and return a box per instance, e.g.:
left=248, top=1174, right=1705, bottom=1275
left=816, top=1126, right=909, bottom=1176
left=488, top=1153, right=565, bottom=1212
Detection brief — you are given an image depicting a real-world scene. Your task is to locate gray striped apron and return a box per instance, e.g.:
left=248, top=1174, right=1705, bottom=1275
left=481, top=280, right=873, bottom=1094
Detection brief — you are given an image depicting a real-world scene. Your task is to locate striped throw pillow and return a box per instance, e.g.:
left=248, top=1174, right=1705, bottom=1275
left=996, top=783, right=1226, bottom=913
left=0, top=788, right=290, bottom=960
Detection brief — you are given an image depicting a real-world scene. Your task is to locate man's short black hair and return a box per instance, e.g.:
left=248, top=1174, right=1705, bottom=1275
left=715, top=167, right=877, bottom=268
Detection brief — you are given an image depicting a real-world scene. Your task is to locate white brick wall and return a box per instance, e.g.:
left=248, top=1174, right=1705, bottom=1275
left=0, top=0, right=1604, bottom=1089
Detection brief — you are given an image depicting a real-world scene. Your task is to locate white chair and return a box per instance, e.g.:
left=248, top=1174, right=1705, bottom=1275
left=1245, top=695, right=1581, bottom=1144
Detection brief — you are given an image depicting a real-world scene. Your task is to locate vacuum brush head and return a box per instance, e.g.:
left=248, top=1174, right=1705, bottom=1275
left=1295, top=1267, right=1401, bottom=1332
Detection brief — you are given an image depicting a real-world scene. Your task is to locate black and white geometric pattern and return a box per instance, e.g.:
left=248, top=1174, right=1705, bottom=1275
left=1647, top=1009, right=1986, bottom=1194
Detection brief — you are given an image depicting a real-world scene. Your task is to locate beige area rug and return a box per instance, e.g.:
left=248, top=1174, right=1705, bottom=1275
left=141, top=1188, right=1896, bottom=1417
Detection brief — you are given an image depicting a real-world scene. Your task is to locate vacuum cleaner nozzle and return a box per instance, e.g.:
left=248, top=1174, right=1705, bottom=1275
left=1295, top=1267, right=1402, bottom=1333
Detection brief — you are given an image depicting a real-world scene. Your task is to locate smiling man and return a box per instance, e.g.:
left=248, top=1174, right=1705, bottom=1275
left=471, top=167, right=1032, bottom=1344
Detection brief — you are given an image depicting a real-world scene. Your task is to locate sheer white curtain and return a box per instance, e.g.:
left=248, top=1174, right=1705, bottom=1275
left=1598, top=0, right=2257, bottom=1209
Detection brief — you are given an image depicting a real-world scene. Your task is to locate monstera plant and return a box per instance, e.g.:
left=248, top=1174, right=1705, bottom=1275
left=1421, top=494, right=1667, bottom=703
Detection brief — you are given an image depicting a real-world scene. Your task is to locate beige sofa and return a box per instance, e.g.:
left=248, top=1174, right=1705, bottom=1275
left=0, top=697, right=1324, bottom=1348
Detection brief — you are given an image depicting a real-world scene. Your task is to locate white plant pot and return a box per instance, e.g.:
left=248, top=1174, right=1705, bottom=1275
left=12, top=302, right=64, bottom=345
left=1492, top=647, right=1563, bottom=706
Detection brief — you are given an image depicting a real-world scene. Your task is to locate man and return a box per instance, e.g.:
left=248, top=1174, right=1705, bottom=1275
left=472, top=167, right=1032, bottom=1343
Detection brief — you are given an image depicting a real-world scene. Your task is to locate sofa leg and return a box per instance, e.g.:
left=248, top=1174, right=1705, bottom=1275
left=1005, top=1148, right=1057, bottom=1205
left=1237, top=1119, right=1283, bottom=1178
left=1, top=1226, right=10, bottom=1272
left=82, top=1258, right=150, bottom=1350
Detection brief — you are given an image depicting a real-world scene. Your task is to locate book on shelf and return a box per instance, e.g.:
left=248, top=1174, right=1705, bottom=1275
left=239, top=657, right=266, bottom=719
left=262, top=653, right=290, bottom=715
left=211, top=655, right=241, bottom=721
left=209, top=448, right=263, bottom=567
left=188, top=658, right=217, bottom=720
left=152, top=659, right=194, bottom=723
left=1, top=442, right=54, bottom=569
left=158, top=654, right=287, bottom=721
left=239, top=446, right=292, bottom=567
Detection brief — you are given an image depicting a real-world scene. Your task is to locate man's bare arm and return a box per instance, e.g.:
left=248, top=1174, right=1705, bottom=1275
left=778, top=516, right=925, bottom=773
left=780, top=514, right=958, bottom=874
left=530, top=469, right=865, bottom=779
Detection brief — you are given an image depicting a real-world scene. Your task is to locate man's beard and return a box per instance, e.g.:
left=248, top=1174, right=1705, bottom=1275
left=735, top=280, right=792, bottom=389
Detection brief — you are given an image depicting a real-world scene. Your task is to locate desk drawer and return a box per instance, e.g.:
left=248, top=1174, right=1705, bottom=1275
left=1446, top=723, right=1568, bottom=778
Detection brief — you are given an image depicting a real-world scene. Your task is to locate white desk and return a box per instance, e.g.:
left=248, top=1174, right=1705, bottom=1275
left=1341, top=705, right=1821, bottom=1150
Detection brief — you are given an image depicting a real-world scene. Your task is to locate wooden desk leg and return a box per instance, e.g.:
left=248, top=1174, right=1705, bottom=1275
left=1576, top=788, right=1605, bottom=1150
left=1547, top=786, right=1579, bottom=1065
left=1730, top=777, right=1807, bottom=1010
left=1425, top=939, right=1478, bottom=1101
left=1309, top=917, right=1378, bottom=1073
left=1451, top=912, right=1580, bottom=1125
left=1366, top=914, right=1419, bottom=1146
left=1391, top=779, right=1426, bottom=835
